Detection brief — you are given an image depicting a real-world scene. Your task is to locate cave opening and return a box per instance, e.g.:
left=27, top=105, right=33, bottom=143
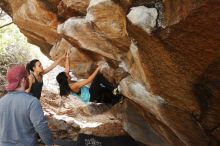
left=1, top=0, right=220, bottom=145
left=0, top=9, right=142, bottom=146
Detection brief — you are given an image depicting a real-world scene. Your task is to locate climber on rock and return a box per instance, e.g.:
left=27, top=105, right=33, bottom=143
left=25, top=52, right=66, bottom=100
left=56, top=49, right=121, bottom=105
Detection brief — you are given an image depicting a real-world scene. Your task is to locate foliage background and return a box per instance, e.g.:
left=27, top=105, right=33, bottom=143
left=0, top=9, right=39, bottom=96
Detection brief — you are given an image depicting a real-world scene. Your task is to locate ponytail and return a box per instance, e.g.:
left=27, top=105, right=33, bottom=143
left=56, top=72, right=71, bottom=96
left=26, top=63, right=31, bottom=74
left=26, top=59, right=39, bottom=74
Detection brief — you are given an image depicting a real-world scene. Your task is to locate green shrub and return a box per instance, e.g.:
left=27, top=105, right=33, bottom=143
left=0, top=11, right=37, bottom=96
left=0, top=45, right=33, bottom=96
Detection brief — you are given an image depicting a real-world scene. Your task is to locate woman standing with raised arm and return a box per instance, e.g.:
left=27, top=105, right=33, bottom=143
left=26, top=53, right=66, bottom=100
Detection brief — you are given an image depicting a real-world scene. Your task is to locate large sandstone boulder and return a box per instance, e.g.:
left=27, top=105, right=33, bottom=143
left=1, top=0, right=220, bottom=145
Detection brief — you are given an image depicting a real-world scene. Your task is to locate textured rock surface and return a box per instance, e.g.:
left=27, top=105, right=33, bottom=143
left=127, top=6, right=158, bottom=34
left=1, top=0, right=220, bottom=145
left=58, top=0, right=89, bottom=18
left=41, top=91, right=126, bottom=140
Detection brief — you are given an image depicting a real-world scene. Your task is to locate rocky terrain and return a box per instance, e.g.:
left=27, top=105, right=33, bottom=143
left=1, top=0, right=220, bottom=145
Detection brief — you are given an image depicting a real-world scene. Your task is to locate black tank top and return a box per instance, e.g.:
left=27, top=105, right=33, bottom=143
left=30, top=74, right=43, bottom=100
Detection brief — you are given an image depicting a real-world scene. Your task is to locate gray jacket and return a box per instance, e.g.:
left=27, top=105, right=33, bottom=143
left=0, top=91, right=53, bottom=146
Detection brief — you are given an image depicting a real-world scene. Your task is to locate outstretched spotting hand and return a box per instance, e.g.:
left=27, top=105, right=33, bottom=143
left=66, top=49, right=71, bottom=57
left=61, top=52, right=67, bottom=59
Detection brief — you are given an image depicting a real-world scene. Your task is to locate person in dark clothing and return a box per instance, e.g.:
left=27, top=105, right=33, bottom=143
left=89, top=73, right=120, bottom=104
left=25, top=53, right=66, bottom=99
left=25, top=54, right=66, bottom=145
left=56, top=50, right=121, bottom=105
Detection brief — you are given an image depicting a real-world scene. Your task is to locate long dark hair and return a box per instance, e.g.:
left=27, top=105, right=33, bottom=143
left=56, top=72, right=71, bottom=96
left=26, top=59, right=39, bottom=74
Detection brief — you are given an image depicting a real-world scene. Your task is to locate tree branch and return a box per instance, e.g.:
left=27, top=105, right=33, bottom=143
left=0, top=22, right=13, bottom=29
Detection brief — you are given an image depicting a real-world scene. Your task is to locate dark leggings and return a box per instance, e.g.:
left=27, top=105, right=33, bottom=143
left=89, top=74, right=120, bottom=104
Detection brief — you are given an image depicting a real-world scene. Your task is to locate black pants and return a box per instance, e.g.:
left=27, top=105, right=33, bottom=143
left=89, top=74, right=120, bottom=105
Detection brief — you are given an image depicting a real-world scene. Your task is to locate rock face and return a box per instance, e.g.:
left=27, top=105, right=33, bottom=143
left=127, top=6, right=158, bottom=34
left=1, top=0, right=220, bottom=145
left=40, top=91, right=126, bottom=140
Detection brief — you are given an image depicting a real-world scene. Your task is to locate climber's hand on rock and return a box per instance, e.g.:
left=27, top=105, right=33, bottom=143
left=97, top=61, right=105, bottom=66
left=60, top=52, right=67, bottom=60
left=97, top=61, right=109, bottom=72
left=61, top=49, right=70, bottom=59
left=97, top=65, right=101, bottom=71
left=66, top=49, right=70, bottom=57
